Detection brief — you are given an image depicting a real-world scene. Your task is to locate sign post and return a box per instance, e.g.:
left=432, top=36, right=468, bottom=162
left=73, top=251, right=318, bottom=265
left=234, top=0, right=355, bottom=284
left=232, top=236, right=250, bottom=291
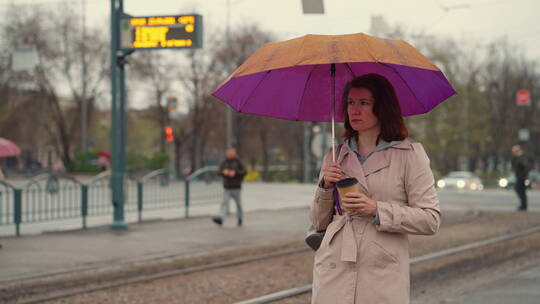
left=110, top=0, right=128, bottom=230
left=109, top=1, right=202, bottom=230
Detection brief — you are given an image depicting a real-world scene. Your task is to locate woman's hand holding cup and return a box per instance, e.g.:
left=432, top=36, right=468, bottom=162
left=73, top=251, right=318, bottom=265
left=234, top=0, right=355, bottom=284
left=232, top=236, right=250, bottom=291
left=341, top=192, right=377, bottom=216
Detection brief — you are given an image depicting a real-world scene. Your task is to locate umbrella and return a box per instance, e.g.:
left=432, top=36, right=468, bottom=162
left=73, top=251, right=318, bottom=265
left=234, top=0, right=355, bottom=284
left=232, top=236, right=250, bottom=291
left=0, top=137, right=21, bottom=158
left=212, top=33, right=456, bottom=161
left=98, top=151, right=112, bottom=161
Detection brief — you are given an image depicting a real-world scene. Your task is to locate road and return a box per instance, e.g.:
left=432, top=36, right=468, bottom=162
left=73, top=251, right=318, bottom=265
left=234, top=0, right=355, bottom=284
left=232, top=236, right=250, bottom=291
left=438, top=188, right=540, bottom=212
left=0, top=182, right=538, bottom=236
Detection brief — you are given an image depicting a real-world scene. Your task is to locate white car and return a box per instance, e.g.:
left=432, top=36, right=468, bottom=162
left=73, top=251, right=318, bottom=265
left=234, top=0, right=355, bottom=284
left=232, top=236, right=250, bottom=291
left=437, top=171, right=484, bottom=191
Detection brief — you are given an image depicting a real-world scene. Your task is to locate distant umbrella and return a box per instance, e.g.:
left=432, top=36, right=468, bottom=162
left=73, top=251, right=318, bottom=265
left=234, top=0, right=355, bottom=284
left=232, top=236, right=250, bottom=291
left=0, top=138, right=21, bottom=158
left=98, top=151, right=112, bottom=161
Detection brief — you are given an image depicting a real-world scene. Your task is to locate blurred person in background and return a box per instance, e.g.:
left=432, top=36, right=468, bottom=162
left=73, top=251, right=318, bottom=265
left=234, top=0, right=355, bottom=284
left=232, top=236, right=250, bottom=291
left=52, top=159, right=65, bottom=173
left=0, top=165, right=3, bottom=245
left=511, top=144, right=529, bottom=211
left=310, top=74, right=441, bottom=304
left=98, top=156, right=110, bottom=172
left=0, top=166, right=2, bottom=248
left=213, top=148, right=246, bottom=227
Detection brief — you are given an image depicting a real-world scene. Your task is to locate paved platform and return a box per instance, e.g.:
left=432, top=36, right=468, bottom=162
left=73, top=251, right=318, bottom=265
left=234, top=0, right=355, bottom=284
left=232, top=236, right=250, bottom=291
left=456, top=261, right=540, bottom=304
left=0, top=207, right=311, bottom=284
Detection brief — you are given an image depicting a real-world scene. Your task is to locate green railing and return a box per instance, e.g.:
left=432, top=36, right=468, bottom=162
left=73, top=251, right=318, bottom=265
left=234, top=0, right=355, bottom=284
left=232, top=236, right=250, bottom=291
left=0, top=180, right=16, bottom=227
left=86, top=171, right=138, bottom=219
left=184, top=166, right=222, bottom=218
left=0, top=166, right=223, bottom=236
left=137, top=169, right=181, bottom=220
left=22, top=173, right=82, bottom=224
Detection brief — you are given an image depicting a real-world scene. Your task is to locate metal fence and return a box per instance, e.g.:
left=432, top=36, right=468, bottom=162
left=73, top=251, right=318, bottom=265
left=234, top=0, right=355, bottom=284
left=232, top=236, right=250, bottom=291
left=0, top=167, right=222, bottom=236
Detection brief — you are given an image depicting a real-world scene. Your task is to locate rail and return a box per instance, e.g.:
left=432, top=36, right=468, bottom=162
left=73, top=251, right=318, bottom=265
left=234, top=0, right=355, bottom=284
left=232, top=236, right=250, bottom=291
left=234, top=226, right=540, bottom=304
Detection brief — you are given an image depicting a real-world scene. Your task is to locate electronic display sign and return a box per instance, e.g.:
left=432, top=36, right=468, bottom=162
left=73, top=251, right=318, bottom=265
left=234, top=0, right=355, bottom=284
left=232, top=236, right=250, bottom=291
left=120, top=14, right=202, bottom=50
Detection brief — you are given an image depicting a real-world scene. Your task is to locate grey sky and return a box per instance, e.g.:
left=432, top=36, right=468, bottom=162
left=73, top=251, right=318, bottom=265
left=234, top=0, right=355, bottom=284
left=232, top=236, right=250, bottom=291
left=3, top=0, right=539, bottom=109
left=5, top=0, right=540, bottom=60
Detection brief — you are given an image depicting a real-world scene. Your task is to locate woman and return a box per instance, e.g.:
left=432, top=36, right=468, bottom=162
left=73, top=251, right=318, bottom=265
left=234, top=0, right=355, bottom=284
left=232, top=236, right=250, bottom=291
left=310, top=74, right=440, bottom=304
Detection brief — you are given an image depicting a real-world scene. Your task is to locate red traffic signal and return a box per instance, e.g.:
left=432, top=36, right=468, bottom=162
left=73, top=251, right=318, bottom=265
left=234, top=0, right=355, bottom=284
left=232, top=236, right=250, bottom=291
left=165, top=126, right=174, bottom=142
left=516, top=89, right=531, bottom=106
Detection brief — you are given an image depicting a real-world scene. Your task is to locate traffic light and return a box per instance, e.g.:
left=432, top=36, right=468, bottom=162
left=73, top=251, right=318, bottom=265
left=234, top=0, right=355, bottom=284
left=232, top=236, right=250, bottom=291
left=165, top=126, right=173, bottom=142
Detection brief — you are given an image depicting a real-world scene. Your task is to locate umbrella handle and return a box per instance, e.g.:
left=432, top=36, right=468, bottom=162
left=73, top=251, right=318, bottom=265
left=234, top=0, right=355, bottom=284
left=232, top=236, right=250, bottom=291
left=331, top=63, right=336, bottom=163
left=332, top=114, right=335, bottom=162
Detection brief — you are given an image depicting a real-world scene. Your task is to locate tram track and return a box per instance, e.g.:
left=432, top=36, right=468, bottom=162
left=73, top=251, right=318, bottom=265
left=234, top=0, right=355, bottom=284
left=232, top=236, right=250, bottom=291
left=1, top=244, right=310, bottom=304
left=237, top=226, right=540, bottom=304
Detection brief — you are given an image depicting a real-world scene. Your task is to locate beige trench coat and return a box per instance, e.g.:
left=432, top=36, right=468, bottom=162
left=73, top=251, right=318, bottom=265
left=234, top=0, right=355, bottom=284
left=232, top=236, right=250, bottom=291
left=310, top=140, right=441, bottom=304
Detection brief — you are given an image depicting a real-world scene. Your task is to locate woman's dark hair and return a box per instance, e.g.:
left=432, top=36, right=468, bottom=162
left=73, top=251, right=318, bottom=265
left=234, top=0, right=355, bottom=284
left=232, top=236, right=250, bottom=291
left=342, top=73, right=408, bottom=142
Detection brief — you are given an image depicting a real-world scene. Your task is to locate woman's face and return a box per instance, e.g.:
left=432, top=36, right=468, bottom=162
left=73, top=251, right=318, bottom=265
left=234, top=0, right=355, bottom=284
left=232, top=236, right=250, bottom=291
left=347, top=87, right=379, bottom=133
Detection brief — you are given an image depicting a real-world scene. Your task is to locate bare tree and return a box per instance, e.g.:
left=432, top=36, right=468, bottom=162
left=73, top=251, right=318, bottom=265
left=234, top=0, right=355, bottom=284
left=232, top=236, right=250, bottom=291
left=481, top=39, right=539, bottom=170
left=129, top=51, right=175, bottom=153
left=211, top=24, right=276, bottom=157
left=177, top=48, right=222, bottom=171
left=1, top=4, right=108, bottom=167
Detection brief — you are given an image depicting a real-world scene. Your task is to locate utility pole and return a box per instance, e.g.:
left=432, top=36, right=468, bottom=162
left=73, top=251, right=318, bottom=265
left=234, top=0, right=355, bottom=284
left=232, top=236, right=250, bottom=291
left=225, top=0, right=234, bottom=149
left=81, top=0, right=88, bottom=155
left=301, top=0, right=324, bottom=182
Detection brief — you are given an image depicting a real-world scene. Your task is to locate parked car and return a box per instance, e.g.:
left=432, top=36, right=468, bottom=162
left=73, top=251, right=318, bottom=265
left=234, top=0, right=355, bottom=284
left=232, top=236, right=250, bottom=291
left=499, top=170, right=540, bottom=189
left=437, top=171, right=484, bottom=191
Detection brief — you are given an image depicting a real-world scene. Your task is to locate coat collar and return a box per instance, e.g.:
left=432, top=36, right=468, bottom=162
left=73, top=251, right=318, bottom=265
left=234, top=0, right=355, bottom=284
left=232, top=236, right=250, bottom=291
left=337, top=143, right=369, bottom=193
left=336, top=139, right=414, bottom=193
left=389, top=139, right=413, bottom=150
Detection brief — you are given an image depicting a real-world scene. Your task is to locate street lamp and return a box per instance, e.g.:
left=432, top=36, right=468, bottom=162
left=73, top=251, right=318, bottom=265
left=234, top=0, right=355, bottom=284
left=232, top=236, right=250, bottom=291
left=225, top=0, right=235, bottom=149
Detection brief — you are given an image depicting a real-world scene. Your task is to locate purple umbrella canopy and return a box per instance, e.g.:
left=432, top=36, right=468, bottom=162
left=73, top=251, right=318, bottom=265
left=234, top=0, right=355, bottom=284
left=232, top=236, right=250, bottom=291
left=212, top=33, right=456, bottom=122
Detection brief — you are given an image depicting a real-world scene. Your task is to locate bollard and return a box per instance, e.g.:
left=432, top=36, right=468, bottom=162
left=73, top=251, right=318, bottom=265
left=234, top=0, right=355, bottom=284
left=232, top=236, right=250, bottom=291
left=81, top=184, right=88, bottom=229
left=14, top=188, right=21, bottom=236
left=137, top=181, right=143, bottom=223
left=184, top=180, right=190, bottom=218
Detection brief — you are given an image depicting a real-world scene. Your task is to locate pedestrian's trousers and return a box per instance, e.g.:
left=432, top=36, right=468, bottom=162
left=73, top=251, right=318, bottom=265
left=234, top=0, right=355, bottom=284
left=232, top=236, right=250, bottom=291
left=220, top=189, right=242, bottom=220
left=515, top=181, right=528, bottom=209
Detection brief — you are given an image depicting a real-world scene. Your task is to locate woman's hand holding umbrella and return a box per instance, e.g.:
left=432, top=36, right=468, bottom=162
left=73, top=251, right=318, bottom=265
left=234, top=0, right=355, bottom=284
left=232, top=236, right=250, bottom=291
left=342, top=192, right=377, bottom=216
left=321, top=162, right=342, bottom=188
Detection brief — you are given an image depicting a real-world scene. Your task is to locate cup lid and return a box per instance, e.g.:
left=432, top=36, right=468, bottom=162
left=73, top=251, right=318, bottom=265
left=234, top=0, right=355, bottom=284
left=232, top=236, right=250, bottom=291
left=337, top=177, right=358, bottom=188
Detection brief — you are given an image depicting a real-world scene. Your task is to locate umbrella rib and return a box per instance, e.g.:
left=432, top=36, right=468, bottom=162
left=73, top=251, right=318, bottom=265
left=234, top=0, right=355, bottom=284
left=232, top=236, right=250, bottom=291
left=295, top=64, right=318, bottom=121
left=237, top=70, right=272, bottom=112
left=344, top=62, right=356, bottom=78
left=379, top=62, right=428, bottom=114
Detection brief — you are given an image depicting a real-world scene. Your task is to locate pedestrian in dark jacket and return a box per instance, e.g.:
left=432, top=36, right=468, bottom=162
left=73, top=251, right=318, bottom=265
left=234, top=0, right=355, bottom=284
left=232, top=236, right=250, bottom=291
left=213, top=148, right=247, bottom=227
left=512, top=144, right=529, bottom=211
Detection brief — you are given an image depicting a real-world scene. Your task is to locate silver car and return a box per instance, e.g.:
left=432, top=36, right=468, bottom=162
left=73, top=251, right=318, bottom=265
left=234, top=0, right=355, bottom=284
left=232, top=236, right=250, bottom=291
left=437, top=171, right=484, bottom=191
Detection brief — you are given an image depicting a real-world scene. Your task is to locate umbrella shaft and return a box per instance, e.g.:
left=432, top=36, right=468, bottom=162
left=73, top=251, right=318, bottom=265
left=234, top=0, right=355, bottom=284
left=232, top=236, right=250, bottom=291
left=331, top=63, right=336, bottom=162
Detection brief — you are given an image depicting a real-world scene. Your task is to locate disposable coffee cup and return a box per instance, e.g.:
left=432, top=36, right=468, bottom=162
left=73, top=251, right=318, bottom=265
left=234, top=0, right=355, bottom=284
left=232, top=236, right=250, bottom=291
left=336, top=178, right=359, bottom=209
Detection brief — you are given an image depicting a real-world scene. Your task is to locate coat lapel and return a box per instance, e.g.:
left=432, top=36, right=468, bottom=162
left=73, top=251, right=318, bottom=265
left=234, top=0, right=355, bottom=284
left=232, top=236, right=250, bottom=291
left=362, top=140, right=412, bottom=177
left=339, top=144, right=369, bottom=195
left=363, top=150, right=390, bottom=177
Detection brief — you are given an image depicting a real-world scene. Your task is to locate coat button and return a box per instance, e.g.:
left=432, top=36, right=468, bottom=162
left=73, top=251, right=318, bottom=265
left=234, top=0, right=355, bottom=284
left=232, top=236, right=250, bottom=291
left=329, top=262, right=336, bottom=269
